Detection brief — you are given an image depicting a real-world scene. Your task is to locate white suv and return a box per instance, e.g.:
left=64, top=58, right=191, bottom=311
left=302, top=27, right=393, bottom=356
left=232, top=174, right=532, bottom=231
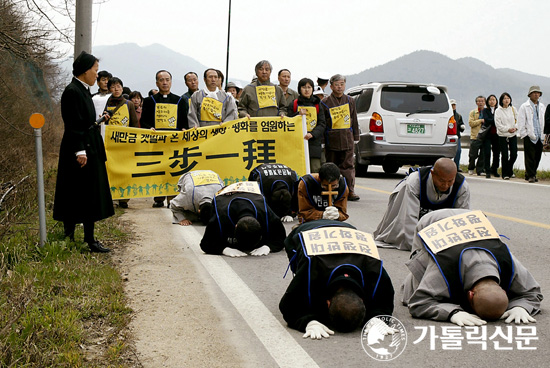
left=346, top=82, right=458, bottom=174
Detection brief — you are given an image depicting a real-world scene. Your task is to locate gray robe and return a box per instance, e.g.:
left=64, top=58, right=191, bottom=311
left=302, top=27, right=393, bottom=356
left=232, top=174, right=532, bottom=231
left=169, top=170, right=224, bottom=223
left=402, top=209, right=543, bottom=321
left=374, top=171, right=470, bottom=251
left=187, top=88, right=238, bottom=128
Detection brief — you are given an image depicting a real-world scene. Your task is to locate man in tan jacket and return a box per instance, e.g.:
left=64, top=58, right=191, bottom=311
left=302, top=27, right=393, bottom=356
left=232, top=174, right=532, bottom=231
left=467, top=96, right=486, bottom=176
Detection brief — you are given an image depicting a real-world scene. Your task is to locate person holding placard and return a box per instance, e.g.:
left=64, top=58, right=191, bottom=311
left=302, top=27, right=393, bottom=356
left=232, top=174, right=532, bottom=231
left=297, top=163, right=349, bottom=223
left=169, top=170, right=224, bottom=226
left=199, top=182, right=286, bottom=257
left=374, top=157, right=470, bottom=251
left=279, top=220, right=395, bottom=338
left=238, top=60, right=287, bottom=118
left=188, top=68, right=237, bottom=127
left=287, top=78, right=326, bottom=173
left=402, top=208, right=542, bottom=326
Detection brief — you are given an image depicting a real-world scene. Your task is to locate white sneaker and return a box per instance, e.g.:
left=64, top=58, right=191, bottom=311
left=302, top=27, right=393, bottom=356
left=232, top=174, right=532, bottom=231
left=511, top=174, right=516, bottom=178
left=468, top=170, right=474, bottom=175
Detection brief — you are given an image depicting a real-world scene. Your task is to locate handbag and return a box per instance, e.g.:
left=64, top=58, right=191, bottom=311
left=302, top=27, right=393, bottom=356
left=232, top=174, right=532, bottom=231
left=543, top=134, right=550, bottom=151
left=476, top=124, right=490, bottom=141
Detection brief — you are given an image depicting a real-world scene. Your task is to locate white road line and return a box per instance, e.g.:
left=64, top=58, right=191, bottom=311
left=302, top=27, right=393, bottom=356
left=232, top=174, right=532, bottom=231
left=177, top=224, right=319, bottom=368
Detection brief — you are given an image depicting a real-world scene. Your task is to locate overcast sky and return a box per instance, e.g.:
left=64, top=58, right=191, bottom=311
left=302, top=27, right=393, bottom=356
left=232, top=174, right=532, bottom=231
left=89, top=0, right=550, bottom=84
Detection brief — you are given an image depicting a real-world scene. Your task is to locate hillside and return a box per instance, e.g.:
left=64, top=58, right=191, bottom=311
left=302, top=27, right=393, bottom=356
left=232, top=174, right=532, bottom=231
left=345, top=50, right=550, bottom=119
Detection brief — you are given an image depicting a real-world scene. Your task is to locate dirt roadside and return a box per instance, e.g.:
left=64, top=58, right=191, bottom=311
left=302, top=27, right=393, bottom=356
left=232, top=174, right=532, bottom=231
left=112, top=198, right=249, bottom=367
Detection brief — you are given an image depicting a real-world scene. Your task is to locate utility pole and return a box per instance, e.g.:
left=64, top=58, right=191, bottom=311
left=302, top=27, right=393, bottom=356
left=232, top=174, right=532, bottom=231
left=74, top=0, right=93, bottom=59
left=225, top=0, right=231, bottom=88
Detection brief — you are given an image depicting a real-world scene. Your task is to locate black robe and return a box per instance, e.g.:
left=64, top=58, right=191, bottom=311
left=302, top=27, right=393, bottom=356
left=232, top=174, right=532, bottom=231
left=53, top=78, right=114, bottom=223
left=279, top=220, right=394, bottom=332
left=200, top=192, right=286, bottom=255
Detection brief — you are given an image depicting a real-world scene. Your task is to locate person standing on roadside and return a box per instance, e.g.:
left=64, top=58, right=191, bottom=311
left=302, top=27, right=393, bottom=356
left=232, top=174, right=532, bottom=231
left=182, top=72, right=199, bottom=103
left=467, top=96, right=486, bottom=176
left=481, top=94, right=500, bottom=178
left=278, top=69, right=299, bottom=103
left=321, top=74, right=360, bottom=201
left=287, top=78, right=326, bottom=173
left=188, top=68, right=237, bottom=127
left=450, top=99, right=465, bottom=171
left=140, top=70, right=189, bottom=207
left=518, top=86, right=546, bottom=183
left=238, top=60, right=287, bottom=118
left=53, top=51, right=114, bottom=253
left=494, top=92, right=518, bottom=180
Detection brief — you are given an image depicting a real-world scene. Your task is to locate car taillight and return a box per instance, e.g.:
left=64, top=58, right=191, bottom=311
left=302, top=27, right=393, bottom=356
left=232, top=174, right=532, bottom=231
left=447, top=116, right=457, bottom=135
left=370, top=112, right=383, bottom=133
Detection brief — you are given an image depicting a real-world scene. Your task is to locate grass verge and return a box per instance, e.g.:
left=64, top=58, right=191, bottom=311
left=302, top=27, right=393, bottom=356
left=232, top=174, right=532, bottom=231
left=0, top=205, right=138, bottom=367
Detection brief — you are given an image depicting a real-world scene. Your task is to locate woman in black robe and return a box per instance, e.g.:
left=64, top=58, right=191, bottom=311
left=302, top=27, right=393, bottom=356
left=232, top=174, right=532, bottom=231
left=53, top=51, right=114, bottom=252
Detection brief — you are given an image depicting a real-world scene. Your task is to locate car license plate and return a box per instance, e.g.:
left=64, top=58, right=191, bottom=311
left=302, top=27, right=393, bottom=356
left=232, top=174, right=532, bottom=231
left=407, top=124, right=425, bottom=134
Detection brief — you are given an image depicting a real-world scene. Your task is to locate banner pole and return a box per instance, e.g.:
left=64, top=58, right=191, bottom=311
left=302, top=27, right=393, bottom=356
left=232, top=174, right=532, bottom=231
left=302, top=114, right=310, bottom=174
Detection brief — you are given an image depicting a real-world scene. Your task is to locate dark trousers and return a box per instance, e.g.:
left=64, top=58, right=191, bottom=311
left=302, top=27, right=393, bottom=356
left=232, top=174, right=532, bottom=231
left=454, top=138, right=462, bottom=169
left=64, top=221, right=95, bottom=243
left=483, top=133, right=500, bottom=174
left=498, top=136, right=518, bottom=178
left=523, top=137, right=543, bottom=180
left=468, top=139, right=485, bottom=173
left=326, top=149, right=355, bottom=193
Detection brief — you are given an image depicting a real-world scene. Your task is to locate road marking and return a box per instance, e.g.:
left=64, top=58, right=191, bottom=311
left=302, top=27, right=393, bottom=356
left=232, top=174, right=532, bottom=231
left=483, top=211, right=550, bottom=229
left=355, top=184, right=550, bottom=229
left=177, top=224, right=319, bottom=368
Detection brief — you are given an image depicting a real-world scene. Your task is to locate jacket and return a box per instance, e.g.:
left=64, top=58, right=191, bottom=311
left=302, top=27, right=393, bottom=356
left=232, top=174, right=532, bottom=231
left=518, top=99, right=546, bottom=142
left=494, top=105, right=518, bottom=138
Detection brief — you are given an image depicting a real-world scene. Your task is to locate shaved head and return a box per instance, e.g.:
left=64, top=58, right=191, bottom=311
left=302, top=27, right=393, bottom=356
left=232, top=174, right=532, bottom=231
left=431, top=158, right=457, bottom=192
left=433, top=158, right=457, bottom=176
left=468, top=278, right=508, bottom=320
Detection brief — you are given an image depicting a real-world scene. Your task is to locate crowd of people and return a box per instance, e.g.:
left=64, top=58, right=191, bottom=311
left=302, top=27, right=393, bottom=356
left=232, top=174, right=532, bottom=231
left=460, top=87, right=549, bottom=183
left=53, top=51, right=543, bottom=341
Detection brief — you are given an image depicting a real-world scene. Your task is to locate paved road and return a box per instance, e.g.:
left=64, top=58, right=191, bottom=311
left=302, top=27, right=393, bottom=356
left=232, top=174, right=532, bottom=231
left=177, top=167, right=549, bottom=367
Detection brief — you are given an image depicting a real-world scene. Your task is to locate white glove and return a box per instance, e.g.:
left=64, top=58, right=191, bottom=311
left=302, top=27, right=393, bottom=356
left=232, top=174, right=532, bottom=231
left=322, top=206, right=339, bottom=220
left=363, top=317, right=399, bottom=336
left=303, top=320, right=334, bottom=340
left=222, top=247, right=247, bottom=257
left=249, top=245, right=270, bottom=256
left=281, top=215, right=294, bottom=223
left=450, top=311, right=487, bottom=326
left=500, top=307, right=536, bottom=324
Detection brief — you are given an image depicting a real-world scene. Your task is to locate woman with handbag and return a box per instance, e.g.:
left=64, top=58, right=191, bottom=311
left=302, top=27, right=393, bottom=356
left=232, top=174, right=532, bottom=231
left=481, top=94, right=500, bottom=178
left=494, top=92, right=518, bottom=180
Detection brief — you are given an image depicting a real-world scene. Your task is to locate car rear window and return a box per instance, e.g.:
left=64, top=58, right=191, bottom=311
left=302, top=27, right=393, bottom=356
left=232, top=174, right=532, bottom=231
left=355, top=88, right=374, bottom=113
left=380, top=86, right=449, bottom=113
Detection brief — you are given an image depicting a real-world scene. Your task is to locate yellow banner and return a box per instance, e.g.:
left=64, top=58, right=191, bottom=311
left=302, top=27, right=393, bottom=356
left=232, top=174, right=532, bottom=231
left=418, top=210, right=500, bottom=254
left=104, top=116, right=306, bottom=199
left=301, top=227, right=379, bottom=259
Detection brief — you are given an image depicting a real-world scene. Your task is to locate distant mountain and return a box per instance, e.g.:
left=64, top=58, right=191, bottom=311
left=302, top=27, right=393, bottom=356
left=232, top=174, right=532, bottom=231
left=61, top=43, right=248, bottom=96
left=345, top=50, right=550, bottom=124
